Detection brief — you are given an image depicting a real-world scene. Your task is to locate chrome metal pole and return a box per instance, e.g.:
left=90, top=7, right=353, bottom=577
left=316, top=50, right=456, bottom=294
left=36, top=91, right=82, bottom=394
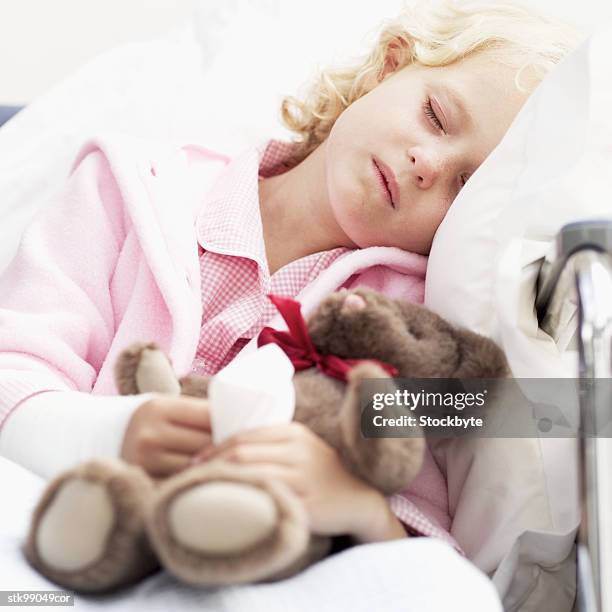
left=536, top=221, right=612, bottom=612
left=575, top=250, right=612, bottom=612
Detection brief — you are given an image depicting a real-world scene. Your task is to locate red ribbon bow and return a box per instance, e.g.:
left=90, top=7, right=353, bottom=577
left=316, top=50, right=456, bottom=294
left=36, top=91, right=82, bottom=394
left=257, top=293, right=399, bottom=382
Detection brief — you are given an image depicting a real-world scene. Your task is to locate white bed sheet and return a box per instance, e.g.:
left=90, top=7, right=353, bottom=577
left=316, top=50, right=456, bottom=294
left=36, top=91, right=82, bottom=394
left=0, top=457, right=502, bottom=612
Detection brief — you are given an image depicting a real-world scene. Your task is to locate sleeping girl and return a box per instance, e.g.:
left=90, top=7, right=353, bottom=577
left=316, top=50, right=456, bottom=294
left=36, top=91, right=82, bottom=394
left=0, top=0, right=577, bottom=592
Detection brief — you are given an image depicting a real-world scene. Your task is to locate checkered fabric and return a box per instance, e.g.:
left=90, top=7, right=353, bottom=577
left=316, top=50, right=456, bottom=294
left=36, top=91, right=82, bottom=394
left=192, top=139, right=350, bottom=376
left=190, top=138, right=459, bottom=551
left=389, top=494, right=459, bottom=550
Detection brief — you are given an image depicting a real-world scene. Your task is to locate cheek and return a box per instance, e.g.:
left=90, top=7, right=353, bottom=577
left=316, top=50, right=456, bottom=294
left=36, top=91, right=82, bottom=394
left=325, top=168, right=387, bottom=248
left=325, top=167, right=372, bottom=247
left=325, top=123, right=364, bottom=227
left=401, top=200, right=451, bottom=254
left=324, top=121, right=399, bottom=249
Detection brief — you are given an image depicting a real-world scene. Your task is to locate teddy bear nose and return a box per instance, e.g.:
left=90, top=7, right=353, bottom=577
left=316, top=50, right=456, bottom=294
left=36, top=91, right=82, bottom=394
left=341, top=293, right=367, bottom=312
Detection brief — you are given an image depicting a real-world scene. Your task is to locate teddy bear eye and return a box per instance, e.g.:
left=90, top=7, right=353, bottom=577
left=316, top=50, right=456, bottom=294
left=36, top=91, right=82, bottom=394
left=407, top=325, right=422, bottom=340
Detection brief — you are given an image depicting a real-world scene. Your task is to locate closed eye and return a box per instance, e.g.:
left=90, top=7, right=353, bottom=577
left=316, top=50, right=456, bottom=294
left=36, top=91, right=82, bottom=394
left=424, top=99, right=471, bottom=191
left=423, top=98, right=444, bottom=133
left=406, top=324, right=423, bottom=340
left=460, top=173, right=472, bottom=189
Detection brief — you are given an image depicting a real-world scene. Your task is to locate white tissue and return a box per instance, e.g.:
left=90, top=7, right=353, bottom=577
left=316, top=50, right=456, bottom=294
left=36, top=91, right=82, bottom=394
left=208, top=343, right=296, bottom=444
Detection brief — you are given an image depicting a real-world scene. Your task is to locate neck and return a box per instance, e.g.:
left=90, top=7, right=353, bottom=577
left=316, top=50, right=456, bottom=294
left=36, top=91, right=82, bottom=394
left=258, top=141, right=356, bottom=275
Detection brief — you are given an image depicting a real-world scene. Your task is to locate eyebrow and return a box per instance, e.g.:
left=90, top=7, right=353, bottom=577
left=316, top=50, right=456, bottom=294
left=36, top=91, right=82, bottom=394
left=437, top=83, right=473, bottom=130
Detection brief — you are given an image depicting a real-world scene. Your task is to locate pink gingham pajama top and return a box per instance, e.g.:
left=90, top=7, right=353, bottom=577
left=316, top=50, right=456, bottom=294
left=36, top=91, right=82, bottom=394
left=192, top=140, right=349, bottom=376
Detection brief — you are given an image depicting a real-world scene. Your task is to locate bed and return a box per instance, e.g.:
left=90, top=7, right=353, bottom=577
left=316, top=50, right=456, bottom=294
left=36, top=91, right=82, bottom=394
left=0, top=456, right=502, bottom=611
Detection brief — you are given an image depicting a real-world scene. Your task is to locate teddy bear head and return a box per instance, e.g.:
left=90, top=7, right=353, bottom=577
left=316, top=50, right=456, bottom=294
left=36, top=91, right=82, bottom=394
left=306, top=288, right=510, bottom=379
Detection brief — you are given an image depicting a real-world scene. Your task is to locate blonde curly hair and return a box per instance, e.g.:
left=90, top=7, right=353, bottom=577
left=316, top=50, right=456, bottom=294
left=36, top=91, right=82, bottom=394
left=280, top=0, right=580, bottom=166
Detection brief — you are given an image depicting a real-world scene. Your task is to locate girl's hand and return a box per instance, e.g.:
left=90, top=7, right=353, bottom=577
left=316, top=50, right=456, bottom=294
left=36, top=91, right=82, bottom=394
left=192, top=422, right=408, bottom=541
left=121, top=395, right=212, bottom=478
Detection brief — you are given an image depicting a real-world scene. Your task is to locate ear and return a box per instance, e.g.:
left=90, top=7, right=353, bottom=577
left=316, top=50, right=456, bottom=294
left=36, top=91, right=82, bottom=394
left=379, top=36, right=411, bottom=82
left=452, top=328, right=511, bottom=379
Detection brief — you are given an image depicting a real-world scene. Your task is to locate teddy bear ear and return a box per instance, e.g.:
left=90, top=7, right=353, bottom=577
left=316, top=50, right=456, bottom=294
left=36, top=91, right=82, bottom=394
left=452, top=328, right=511, bottom=379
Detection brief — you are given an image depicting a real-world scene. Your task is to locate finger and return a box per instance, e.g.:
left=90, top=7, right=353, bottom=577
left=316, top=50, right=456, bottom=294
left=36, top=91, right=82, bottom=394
left=212, top=462, right=299, bottom=491
left=207, top=442, right=296, bottom=467
left=226, top=423, right=300, bottom=446
left=165, top=397, right=211, bottom=431
left=191, top=424, right=308, bottom=464
left=160, top=423, right=212, bottom=454
left=194, top=428, right=292, bottom=463
left=147, top=451, right=193, bottom=478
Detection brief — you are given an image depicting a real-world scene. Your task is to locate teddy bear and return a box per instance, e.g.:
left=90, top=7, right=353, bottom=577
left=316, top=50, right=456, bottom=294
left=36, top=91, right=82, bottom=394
left=23, top=287, right=509, bottom=593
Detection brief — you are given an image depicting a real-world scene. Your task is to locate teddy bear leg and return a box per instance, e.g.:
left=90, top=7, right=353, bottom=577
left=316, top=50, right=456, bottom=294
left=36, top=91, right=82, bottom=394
left=146, top=461, right=315, bottom=586
left=339, top=362, right=426, bottom=495
left=114, top=342, right=182, bottom=395
left=262, top=534, right=332, bottom=582
left=24, top=459, right=159, bottom=593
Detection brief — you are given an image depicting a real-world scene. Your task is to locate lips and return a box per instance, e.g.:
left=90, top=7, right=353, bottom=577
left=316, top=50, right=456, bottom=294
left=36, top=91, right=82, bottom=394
left=372, top=157, right=399, bottom=209
left=372, top=159, right=393, bottom=208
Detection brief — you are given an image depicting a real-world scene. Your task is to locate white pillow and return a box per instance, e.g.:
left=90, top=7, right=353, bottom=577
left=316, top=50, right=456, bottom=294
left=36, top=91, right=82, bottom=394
left=425, top=25, right=612, bottom=610
left=426, top=25, right=612, bottom=372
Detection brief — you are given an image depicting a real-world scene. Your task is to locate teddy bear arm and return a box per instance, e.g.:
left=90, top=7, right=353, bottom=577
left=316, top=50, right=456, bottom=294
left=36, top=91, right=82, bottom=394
left=451, top=328, right=511, bottom=378
left=292, top=371, right=345, bottom=444
left=293, top=364, right=424, bottom=496
left=115, top=342, right=181, bottom=395
left=337, top=363, right=426, bottom=495
left=115, top=342, right=215, bottom=399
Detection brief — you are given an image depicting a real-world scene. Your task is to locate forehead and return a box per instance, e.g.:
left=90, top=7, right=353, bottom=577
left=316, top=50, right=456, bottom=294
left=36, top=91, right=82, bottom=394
left=416, top=53, right=525, bottom=105
left=415, top=54, right=530, bottom=155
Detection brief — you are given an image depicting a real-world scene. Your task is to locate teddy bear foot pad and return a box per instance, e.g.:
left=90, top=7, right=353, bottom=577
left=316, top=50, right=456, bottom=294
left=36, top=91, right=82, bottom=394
left=147, top=461, right=315, bottom=586
left=167, top=481, right=279, bottom=554
left=24, top=459, right=159, bottom=593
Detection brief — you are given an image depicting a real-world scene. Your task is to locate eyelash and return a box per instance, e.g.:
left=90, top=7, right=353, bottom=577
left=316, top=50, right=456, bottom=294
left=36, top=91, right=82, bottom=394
left=423, top=98, right=471, bottom=190
left=423, top=98, right=444, bottom=132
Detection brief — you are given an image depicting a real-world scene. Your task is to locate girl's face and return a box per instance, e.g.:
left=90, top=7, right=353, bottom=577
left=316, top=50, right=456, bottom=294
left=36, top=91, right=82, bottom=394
left=324, top=52, right=532, bottom=254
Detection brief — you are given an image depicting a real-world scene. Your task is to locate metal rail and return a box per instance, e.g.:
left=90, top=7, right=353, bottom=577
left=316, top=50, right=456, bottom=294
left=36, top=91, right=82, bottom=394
left=536, top=220, right=612, bottom=612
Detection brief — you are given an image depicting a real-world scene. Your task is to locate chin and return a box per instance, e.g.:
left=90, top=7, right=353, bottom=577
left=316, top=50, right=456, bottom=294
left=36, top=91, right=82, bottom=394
left=349, top=222, right=385, bottom=251
left=327, top=167, right=387, bottom=248
left=339, top=219, right=388, bottom=249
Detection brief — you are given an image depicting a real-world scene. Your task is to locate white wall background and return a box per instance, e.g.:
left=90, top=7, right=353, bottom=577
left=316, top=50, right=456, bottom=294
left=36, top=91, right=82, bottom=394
left=1, top=0, right=611, bottom=106
left=0, top=0, right=196, bottom=104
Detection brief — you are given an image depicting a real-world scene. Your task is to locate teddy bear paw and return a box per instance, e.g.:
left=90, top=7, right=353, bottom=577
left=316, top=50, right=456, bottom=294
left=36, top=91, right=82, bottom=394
left=24, top=459, right=159, bottom=593
left=146, top=462, right=312, bottom=586
left=115, top=341, right=181, bottom=395
left=340, top=292, right=367, bottom=313
left=168, top=481, right=278, bottom=554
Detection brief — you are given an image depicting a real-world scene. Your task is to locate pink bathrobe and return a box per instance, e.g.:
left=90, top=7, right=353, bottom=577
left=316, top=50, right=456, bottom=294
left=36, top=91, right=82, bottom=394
left=0, top=134, right=455, bottom=547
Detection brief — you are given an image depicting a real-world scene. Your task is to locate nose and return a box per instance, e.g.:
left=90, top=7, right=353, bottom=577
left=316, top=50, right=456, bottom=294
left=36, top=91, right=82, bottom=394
left=408, top=150, right=439, bottom=190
